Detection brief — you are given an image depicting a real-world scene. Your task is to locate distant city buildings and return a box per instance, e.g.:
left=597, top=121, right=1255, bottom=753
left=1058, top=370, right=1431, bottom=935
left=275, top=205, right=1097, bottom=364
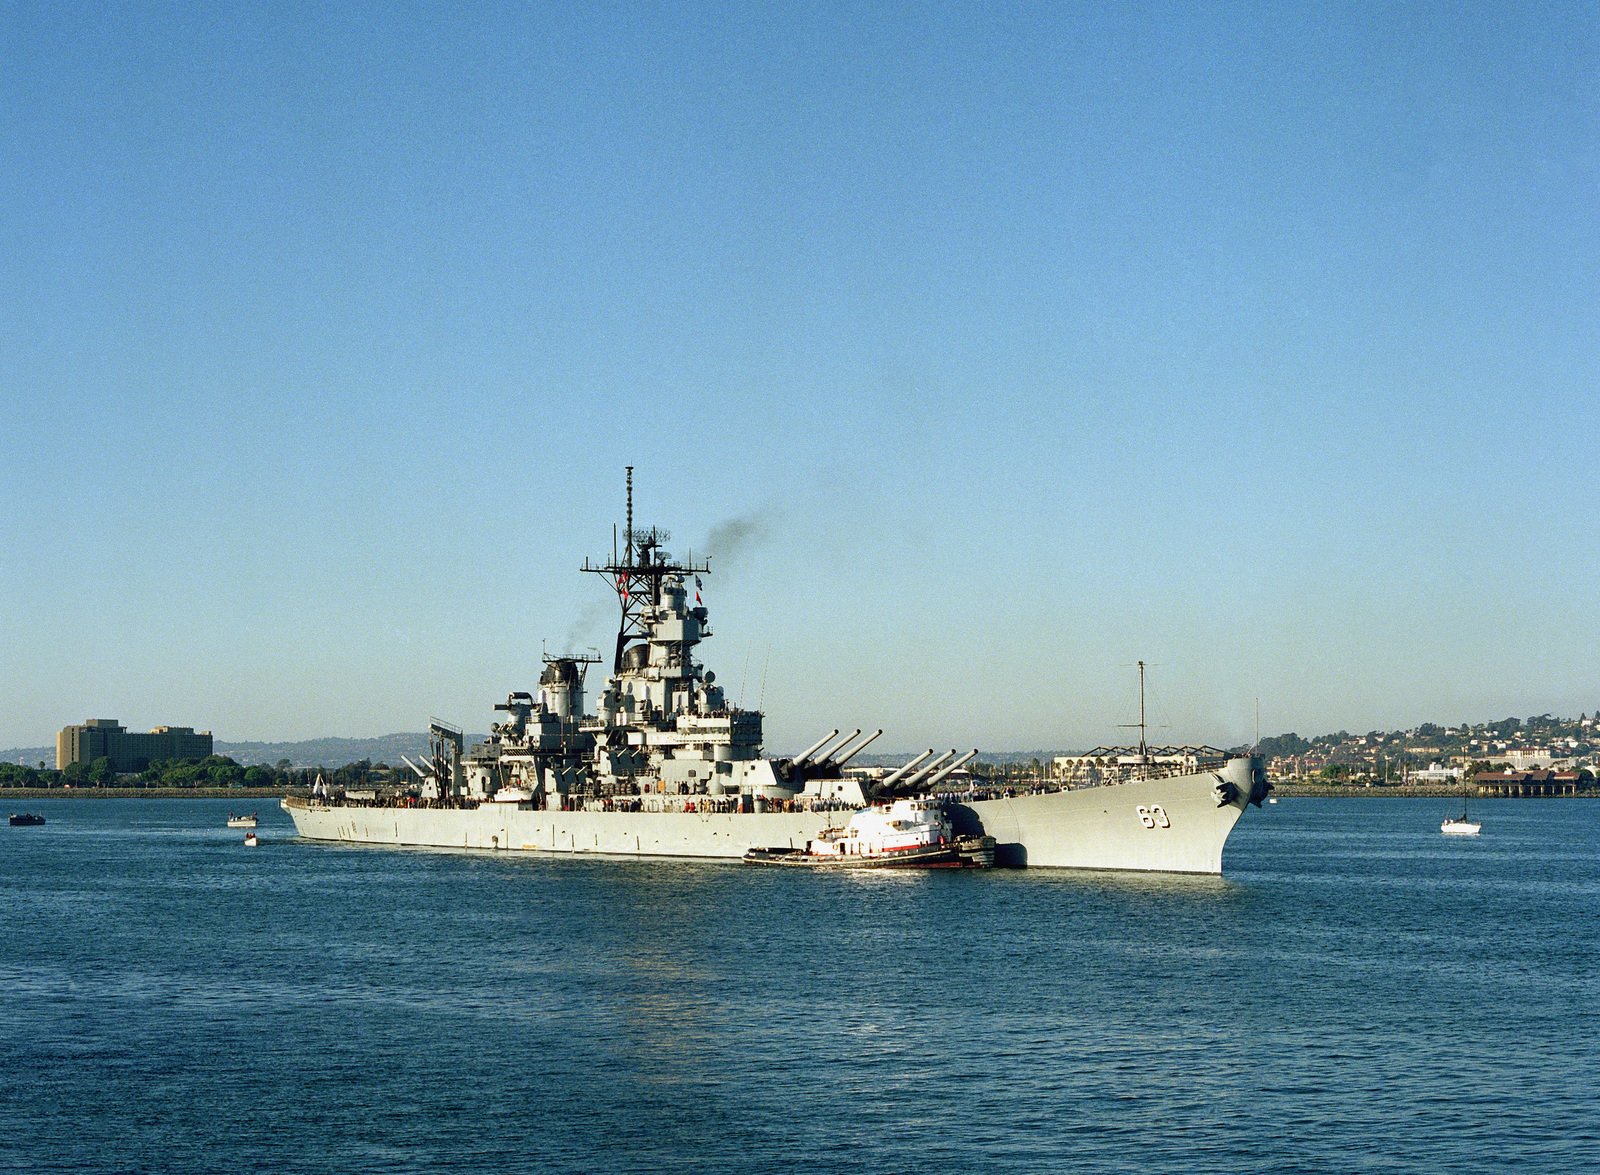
left=1261, top=714, right=1597, bottom=787
left=56, top=719, right=212, bottom=772
left=1504, top=747, right=1554, bottom=770
left=1051, top=745, right=1228, bottom=782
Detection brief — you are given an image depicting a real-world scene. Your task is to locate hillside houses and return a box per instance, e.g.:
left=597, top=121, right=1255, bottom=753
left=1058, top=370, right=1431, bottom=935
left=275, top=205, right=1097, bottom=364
left=1260, top=713, right=1598, bottom=787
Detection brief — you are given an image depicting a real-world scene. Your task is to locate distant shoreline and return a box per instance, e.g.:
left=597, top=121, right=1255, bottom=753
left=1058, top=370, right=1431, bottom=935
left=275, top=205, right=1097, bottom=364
left=2, top=787, right=300, bottom=801
left=5, top=784, right=1598, bottom=802
left=1271, top=782, right=1599, bottom=799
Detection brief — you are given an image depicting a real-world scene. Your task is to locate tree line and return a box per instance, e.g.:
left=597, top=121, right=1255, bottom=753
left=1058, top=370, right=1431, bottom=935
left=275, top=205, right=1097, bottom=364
left=0, top=756, right=392, bottom=790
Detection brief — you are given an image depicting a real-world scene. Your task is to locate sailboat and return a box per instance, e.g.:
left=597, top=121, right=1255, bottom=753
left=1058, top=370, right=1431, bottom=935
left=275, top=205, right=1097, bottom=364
left=1440, top=780, right=1481, bottom=836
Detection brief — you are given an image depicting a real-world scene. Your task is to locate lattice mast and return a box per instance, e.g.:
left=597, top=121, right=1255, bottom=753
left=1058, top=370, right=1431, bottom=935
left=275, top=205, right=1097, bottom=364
left=581, top=466, right=709, bottom=674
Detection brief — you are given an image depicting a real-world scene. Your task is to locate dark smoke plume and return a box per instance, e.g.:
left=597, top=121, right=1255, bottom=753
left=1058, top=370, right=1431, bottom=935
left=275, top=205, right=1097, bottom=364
left=703, top=513, right=771, bottom=576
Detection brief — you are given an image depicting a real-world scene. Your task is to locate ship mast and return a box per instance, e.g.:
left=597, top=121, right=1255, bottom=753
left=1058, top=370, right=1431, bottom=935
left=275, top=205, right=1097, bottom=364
left=582, top=466, right=710, bottom=673
left=1137, top=660, right=1148, bottom=761
left=1118, top=660, right=1150, bottom=764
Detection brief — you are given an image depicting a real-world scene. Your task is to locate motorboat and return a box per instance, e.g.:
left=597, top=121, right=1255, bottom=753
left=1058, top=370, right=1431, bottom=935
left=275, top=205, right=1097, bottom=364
left=487, top=786, right=534, bottom=804
left=226, top=813, right=258, bottom=828
left=744, top=798, right=994, bottom=868
left=8, top=813, right=45, bottom=827
left=243, top=831, right=259, bottom=847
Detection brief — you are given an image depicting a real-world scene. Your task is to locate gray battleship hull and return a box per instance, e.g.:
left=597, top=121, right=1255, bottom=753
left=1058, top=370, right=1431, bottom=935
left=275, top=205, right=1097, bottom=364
left=281, top=755, right=1259, bottom=875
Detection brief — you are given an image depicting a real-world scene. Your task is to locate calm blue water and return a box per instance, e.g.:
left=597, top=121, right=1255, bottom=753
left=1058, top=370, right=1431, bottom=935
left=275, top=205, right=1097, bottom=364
left=2, top=797, right=1596, bottom=1173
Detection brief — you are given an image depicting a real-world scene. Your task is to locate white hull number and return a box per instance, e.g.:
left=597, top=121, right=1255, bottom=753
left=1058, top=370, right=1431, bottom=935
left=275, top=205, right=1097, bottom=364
left=1136, top=805, right=1170, bottom=829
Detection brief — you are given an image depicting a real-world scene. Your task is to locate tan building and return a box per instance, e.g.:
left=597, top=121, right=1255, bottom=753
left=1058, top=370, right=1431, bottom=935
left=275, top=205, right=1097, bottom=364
left=1471, top=768, right=1583, bottom=797
left=56, top=719, right=213, bottom=772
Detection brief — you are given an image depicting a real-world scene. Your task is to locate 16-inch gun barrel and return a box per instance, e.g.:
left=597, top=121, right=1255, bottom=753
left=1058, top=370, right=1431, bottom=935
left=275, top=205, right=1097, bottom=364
left=900, top=749, right=958, bottom=790
left=792, top=729, right=841, bottom=767
left=826, top=728, right=883, bottom=768
left=924, top=749, right=978, bottom=788
left=880, top=749, right=935, bottom=788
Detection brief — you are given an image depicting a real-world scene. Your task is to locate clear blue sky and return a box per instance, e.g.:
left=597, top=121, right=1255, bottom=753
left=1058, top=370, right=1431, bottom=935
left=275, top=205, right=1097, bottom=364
left=3, top=2, right=1596, bottom=754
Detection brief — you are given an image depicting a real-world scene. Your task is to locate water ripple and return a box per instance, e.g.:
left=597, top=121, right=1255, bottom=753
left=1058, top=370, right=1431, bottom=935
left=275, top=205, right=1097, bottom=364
left=1, top=797, right=1597, bottom=1172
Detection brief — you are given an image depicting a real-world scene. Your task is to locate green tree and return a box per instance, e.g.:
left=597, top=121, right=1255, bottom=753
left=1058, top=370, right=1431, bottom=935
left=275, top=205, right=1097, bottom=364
left=0, top=763, right=40, bottom=788
left=1259, top=733, right=1310, bottom=758
left=206, top=760, right=245, bottom=788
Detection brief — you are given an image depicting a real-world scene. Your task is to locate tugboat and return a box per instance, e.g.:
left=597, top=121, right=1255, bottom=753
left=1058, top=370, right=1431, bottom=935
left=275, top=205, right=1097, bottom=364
left=8, top=812, right=45, bottom=827
left=744, top=798, right=994, bottom=868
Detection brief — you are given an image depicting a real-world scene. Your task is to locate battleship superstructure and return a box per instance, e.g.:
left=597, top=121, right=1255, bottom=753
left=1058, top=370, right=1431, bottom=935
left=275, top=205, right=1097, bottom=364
left=283, top=471, right=1269, bottom=873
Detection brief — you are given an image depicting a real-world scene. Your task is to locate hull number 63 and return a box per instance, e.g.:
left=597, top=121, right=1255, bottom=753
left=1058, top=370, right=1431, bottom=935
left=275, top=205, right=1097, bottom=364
left=1136, top=805, right=1170, bottom=829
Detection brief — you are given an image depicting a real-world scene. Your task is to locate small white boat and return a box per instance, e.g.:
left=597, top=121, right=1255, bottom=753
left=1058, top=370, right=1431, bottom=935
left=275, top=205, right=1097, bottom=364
left=226, top=813, right=258, bottom=828
left=488, top=786, right=534, bottom=804
left=243, top=831, right=259, bottom=847
left=745, top=798, right=993, bottom=868
left=1267, top=796, right=1279, bottom=804
left=1441, top=787, right=1480, bottom=836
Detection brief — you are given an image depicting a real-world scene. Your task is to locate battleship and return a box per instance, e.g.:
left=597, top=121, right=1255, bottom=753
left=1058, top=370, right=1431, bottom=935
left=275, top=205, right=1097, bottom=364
left=282, top=471, right=1269, bottom=873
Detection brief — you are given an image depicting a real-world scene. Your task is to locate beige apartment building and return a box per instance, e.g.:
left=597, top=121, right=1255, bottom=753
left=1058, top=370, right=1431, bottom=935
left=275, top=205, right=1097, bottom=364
left=56, top=719, right=213, bottom=772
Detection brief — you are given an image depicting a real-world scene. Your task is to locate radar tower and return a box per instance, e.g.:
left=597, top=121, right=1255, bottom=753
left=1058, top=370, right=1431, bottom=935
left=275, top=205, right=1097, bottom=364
left=582, top=466, right=710, bottom=673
